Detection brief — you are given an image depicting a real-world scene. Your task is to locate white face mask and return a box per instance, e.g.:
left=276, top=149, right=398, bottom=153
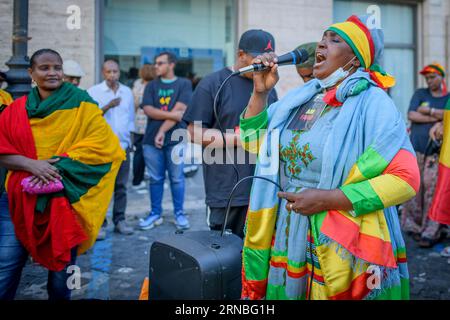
left=317, top=56, right=357, bottom=89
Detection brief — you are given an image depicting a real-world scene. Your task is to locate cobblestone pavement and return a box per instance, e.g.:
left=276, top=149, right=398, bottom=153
left=15, top=167, right=450, bottom=300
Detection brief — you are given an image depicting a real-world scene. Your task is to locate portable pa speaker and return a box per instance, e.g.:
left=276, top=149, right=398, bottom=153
left=149, top=230, right=243, bottom=300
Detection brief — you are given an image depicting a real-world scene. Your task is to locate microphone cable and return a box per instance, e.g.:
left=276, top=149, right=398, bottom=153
left=212, top=68, right=315, bottom=300
left=212, top=71, right=241, bottom=184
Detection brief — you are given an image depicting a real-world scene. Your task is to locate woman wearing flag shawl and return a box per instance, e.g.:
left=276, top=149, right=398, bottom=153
left=402, top=63, right=449, bottom=248
left=428, top=97, right=450, bottom=259
left=0, top=49, right=125, bottom=300
left=239, top=15, right=420, bottom=300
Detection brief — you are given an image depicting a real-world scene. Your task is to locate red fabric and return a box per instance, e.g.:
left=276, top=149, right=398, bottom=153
left=323, top=88, right=343, bottom=107
left=428, top=163, right=450, bottom=225
left=0, top=96, right=87, bottom=271
left=368, top=71, right=387, bottom=90
left=321, top=210, right=397, bottom=268
left=382, top=149, right=420, bottom=193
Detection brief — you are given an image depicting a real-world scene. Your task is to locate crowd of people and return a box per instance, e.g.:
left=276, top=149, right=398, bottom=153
left=0, top=13, right=448, bottom=300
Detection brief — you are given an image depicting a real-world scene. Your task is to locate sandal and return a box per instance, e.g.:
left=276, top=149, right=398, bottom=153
left=418, top=237, right=436, bottom=248
left=406, top=231, right=422, bottom=242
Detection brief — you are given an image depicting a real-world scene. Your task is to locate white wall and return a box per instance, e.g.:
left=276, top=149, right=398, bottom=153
left=0, top=0, right=96, bottom=89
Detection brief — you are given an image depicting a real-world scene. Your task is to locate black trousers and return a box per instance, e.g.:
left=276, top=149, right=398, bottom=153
left=208, top=205, right=248, bottom=239
left=132, top=133, right=145, bottom=186
left=111, top=149, right=130, bottom=225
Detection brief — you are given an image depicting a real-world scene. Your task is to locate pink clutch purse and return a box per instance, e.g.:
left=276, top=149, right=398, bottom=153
left=21, top=176, right=64, bottom=195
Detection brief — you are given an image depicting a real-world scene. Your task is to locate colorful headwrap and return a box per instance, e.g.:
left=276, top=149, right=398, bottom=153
left=420, top=63, right=447, bottom=94
left=327, top=15, right=396, bottom=89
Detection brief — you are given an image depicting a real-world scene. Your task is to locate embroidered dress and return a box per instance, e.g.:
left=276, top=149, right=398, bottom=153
left=239, top=73, right=420, bottom=300
left=268, top=94, right=341, bottom=299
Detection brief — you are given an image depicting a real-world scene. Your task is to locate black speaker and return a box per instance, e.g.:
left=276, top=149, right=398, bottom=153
left=149, top=230, right=243, bottom=300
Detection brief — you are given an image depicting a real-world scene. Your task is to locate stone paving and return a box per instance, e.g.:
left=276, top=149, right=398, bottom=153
left=14, top=165, right=450, bottom=300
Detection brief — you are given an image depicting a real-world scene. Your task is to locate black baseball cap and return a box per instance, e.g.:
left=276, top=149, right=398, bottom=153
left=238, top=29, right=275, bottom=56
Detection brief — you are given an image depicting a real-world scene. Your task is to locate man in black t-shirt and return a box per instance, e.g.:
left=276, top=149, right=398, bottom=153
left=183, top=30, right=278, bottom=238
left=139, top=52, right=192, bottom=231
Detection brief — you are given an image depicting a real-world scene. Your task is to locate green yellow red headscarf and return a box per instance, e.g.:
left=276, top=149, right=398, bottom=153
left=327, top=15, right=396, bottom=89
left=420, top=63, right=447, bottom=94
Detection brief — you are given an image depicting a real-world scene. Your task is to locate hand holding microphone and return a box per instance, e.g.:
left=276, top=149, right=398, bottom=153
left=252, top=52, right=281, bottom=95
left=237, top=48, right=309, bottom=95
left=241, top=48, right=309, bottom=119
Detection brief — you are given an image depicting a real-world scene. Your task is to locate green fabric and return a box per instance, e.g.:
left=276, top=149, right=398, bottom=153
left=0, top=167, right=6, bottom=197
left=243, top=247, right=271, bottom=281
left=36, top=156, right=112, bottom=213
left=349, top=79, right=370, bottom=96
left=240, top=108, right=269, bottom=144
left=311, top=211, right=327, bottom=245
left=369, top=63, right=388, bottom=76
left=26, top=82, right=96, bottom=118
left=266, top=284, right=306, bottom=300
left=355, top=146, right=389, bottom=179
left=373, top=278, right=409, bottom=300
left=328, top=27, right=366, bottom=69
left=240, top=108, right=268, bottom=133
left=340, top=180, right=384, bottom=216
left=395, top=247, right=407, bottom=257
left=270, top=248, right=287, bottom=257
left=446, top=98, right=450, bottom=111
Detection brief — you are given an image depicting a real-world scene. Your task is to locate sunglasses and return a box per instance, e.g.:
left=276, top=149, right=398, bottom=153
left=155, top=61, right=169, bottom=66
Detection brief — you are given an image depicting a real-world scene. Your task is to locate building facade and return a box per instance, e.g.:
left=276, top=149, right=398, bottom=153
left=1, top=0, right=449, bottom=116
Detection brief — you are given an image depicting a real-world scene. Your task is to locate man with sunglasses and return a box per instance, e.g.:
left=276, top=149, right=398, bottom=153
left=139, top=52, right=192, bottom=231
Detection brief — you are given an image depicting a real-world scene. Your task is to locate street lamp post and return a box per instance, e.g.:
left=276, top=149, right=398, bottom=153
left=5, top=0, right=31, bottom=99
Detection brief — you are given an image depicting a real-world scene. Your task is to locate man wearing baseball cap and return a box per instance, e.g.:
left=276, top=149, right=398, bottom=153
left=295, top=42, right=317, bottom=83
left=183, top=30, right=278, bottom=238
left=63, top=59, right=85, bottom=87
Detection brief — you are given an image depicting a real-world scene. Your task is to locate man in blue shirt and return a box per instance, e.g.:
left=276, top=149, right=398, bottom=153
left=139, top=52, right=192, bottom=230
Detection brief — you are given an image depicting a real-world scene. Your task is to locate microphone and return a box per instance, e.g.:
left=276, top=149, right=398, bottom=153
left=233, top=48, right=309, bottom=76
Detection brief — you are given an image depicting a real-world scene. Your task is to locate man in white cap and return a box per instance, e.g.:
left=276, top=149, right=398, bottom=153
left=63, top=59, right=85, bottom=87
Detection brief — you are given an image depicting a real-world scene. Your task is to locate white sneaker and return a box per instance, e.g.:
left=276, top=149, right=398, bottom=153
left=131, top=181, right=146, bottom=190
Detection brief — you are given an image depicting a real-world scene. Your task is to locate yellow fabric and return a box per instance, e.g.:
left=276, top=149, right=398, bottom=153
left=343, top=164, right=365, bottom=184
left=316, top=243, right=368, bottom=298
left=441, top=110, right=450, bottom=167
left=0, top=89, right=13, bottom=106
left=240, top=129, right=267, bottom=155
left=330, top=21, right=372, bottom=68
left=332, top=209, right=391, bottom=241
left=369, top=174, right=416, bottom=208
left=373, top=71, right=396, bottom=88
left=270, top=256, right=307, bottom=274
left=244, top=206, right=278, bottom=250
left=334, top=155, right=394, bottom=242
left=29, top=101, right=125, bottom=254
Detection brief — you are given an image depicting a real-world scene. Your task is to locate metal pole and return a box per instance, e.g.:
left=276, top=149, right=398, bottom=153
left=5, top=0, right=31, bottom=99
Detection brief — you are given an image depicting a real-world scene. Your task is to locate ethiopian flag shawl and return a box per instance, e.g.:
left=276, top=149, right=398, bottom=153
left=241, top=69, right=419, bottom=300
left=0, top=89, right=13, bottom=112
left=428, top=99, right=450, bottom=224
left=0, top=82, right=125, bottom=271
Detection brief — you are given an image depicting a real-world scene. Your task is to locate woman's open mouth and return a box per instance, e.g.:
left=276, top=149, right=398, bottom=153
left=314, top=52, right=326, bottom=68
